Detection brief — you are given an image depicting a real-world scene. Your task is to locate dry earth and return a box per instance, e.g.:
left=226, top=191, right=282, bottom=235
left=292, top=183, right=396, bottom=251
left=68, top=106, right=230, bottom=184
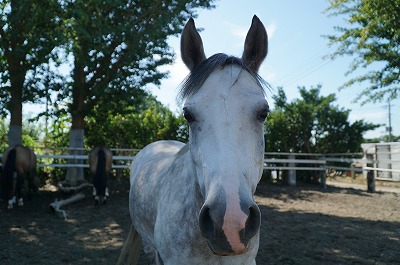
left=1, top=177, right=399, bottom=265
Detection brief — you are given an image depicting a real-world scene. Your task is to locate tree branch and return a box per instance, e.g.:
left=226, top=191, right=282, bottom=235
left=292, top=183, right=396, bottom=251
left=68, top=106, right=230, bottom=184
left=49, top=192, right=86, bottom=220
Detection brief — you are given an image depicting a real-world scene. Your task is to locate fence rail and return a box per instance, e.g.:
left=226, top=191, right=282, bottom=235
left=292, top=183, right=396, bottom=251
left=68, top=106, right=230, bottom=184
left=1, top=146, right=399, bottom=191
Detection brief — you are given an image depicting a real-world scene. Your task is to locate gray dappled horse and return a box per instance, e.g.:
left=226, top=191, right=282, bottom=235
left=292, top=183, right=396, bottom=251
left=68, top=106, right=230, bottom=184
left=118, top=15, right=269, bottom=265
left=1, top=145, right=37, bottom=209
left=89, top=146, right=112, bottom=204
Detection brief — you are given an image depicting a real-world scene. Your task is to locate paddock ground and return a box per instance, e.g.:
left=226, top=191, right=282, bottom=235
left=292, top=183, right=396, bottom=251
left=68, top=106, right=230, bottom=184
left=1, top=177, right=399, bottom=265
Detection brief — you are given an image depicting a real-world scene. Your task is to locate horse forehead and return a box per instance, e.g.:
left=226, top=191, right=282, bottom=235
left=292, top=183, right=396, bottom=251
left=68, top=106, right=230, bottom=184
left=188, top=66, right=264, bottom=105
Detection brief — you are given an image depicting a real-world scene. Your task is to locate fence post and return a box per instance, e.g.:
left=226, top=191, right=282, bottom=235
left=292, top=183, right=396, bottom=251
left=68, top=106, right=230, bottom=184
left=350, top=163, right=355, bottom=179
left=288, top=154, right=296, bottom=186
left=366, top=152, right=375, bottom=193
left=320, top=156, right=326, bottom=189
left=367, top=170, right=375, bottom=193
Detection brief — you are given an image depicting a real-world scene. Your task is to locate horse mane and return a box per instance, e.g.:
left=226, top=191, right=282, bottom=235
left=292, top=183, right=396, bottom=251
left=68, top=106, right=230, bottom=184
left=178, top=53, right=269, bottom=101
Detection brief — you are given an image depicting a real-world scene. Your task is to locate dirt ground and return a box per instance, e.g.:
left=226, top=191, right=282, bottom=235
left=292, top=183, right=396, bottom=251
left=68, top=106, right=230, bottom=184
left=1, top=177, right=399, bottom=265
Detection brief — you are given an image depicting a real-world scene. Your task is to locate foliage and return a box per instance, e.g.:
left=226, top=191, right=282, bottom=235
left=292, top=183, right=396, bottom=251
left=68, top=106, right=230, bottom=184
left=265, top=85, right=379, bottom=154
left=85, top=94, right=188, bottom=149
left=364, top=134, right=400, bottom=143
left=59, top=0, right=215, bottom=128
left=325, top=0, right=400, bottom=103
left=0, top=119, right=7, bottom=146
left=0, top=116, right=46, bottom=147
left=265, top=85, right=379, bottom=183
left=42, top=113, right=71, bottom=148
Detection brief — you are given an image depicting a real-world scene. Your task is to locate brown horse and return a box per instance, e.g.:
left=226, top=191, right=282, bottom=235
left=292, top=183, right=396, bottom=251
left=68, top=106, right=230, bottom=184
left=89, top=146, right=112, bottom=204
left=1, top=145, right=37, bottom=209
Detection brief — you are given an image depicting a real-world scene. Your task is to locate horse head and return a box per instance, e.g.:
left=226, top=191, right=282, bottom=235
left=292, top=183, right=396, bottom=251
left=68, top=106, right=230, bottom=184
left=180, top=16, right=269, bottom=256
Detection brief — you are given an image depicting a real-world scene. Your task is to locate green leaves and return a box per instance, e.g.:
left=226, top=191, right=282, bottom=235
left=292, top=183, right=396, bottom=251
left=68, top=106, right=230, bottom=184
left=325, top=0, right=400, bottom=103
left=64, top=0, right=215, bottom=131
left=85, top=94, right=187, bottom=148
left=265, top=85, right=379, bottom=153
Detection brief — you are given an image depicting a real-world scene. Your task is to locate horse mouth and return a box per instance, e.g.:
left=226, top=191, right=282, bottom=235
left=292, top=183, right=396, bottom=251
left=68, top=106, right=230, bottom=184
left=206, top=240, right=249, bottom=256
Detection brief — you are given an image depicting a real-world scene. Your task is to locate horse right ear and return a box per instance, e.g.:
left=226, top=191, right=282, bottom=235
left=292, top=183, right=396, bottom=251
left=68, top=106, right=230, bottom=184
left=181, top=18, right=207, bottom=71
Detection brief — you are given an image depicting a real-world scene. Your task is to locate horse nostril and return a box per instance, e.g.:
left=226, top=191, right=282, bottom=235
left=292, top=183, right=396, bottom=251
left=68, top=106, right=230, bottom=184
left=199, top=206, right=214, bottom=240
left=243, top=204, right=261, bottom=242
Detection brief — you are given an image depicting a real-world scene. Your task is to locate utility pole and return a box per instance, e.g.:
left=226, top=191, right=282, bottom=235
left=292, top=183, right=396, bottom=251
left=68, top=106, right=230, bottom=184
left=387, top=99, right=392, bottom=142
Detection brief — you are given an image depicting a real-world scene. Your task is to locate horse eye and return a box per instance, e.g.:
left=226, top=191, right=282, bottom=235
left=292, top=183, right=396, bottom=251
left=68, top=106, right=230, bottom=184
left=257, top=108, right=269, bottom=122
left=183, top=108, right=196, bottom=123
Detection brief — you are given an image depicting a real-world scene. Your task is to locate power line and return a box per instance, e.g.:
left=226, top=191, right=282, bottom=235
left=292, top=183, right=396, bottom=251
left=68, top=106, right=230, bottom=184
left=387, top=99, right=393, bottom=141
left=278, top=47, right=335, bottom=87
left=282, top=59, right=332, bottom=87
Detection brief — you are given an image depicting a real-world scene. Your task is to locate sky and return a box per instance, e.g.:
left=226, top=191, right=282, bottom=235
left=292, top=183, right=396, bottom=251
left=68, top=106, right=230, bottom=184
left=146, top=0, right=399, bottom=139
left=24, top=0, right=399, bottom=139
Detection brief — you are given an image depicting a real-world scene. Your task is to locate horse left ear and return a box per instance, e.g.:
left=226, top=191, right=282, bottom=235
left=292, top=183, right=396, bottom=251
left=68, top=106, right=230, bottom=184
left=242, top=15, right=268, bottom=72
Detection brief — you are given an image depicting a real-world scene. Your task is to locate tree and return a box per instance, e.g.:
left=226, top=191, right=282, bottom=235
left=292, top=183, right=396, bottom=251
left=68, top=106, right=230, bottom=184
left=265, top=85, right=378, bottom=153
left=85, top=93, right=187, bottom=149
left=0, top=115, right=45, bottom=147
left=325, top=0, right=400, bottom=103
left=364, top=134, right=400, bottom=143
left=265, top=85, right=379, bottom=183
left=0, top=119, right=8, bottom=146
left=0, top=0, right=65, bottom=146
left=58, top=0, right=214, bottom=185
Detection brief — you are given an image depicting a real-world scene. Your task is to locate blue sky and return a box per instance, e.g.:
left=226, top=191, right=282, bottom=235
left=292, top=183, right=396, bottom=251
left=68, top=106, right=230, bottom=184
left=147, top=0, right=399, bottom=139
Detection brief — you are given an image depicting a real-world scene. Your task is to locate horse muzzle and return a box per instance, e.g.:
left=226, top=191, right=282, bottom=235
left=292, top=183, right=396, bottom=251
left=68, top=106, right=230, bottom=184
left=198, top=199, right=261, bottom=256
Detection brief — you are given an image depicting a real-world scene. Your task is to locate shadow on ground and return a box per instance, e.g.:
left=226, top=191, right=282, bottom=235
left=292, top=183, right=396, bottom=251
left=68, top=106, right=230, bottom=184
left=1, top=180, right=399, bottom=265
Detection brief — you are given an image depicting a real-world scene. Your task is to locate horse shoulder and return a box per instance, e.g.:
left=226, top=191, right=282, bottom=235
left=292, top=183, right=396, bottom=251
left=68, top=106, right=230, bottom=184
left=128, top=141, right=186, bottom=246
left=129, top=140, right=185, bottom=186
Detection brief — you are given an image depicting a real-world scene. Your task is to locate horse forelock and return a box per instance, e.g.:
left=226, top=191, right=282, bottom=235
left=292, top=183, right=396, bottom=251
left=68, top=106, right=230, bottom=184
left=178, top=53, right=269, bottom=102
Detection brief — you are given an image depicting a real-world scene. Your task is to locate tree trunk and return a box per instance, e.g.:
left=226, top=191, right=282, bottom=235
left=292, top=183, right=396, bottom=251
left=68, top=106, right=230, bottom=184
left=66, top=128, right=85, bottom=186
left=8, top=125, right=22, bottom=146
left=7, top=58, right=25, bottom=146
left=8, top=90, right=23, bottom=146
left=66, top=95, right=86, bottom=186
left=65, top=60, right=87, bottom=186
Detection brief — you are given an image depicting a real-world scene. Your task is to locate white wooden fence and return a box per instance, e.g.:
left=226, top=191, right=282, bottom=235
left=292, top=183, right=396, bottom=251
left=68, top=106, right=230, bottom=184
left=1, top=145, right=399, bottom=191
left=0, top=147, right=140, bottom=169
left=362, top=142, right=400, bottom=181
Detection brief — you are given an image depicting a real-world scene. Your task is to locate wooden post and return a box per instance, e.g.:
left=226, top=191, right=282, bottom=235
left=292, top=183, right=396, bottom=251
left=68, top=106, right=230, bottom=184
left=364, top=152, right=375, bottom=193
left=367, top=170, right=375, bottom=193
left=320, top=156, right=326, bottom=189
left=288, top=154, right=296, bottom=186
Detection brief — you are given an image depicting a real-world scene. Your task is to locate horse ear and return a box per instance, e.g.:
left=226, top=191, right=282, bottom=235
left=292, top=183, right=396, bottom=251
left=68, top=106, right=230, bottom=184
left=181, top=18, right=207, bottom=71
left=242, top=15, right=268, bottom=72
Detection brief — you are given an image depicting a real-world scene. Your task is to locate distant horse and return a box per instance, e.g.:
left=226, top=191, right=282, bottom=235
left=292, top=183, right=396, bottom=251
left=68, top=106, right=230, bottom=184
left=118, top=15, right=269, bottom=265
left=1, top=145, right=37, bottom=209
left=89, top=146, right=112, bottom=204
